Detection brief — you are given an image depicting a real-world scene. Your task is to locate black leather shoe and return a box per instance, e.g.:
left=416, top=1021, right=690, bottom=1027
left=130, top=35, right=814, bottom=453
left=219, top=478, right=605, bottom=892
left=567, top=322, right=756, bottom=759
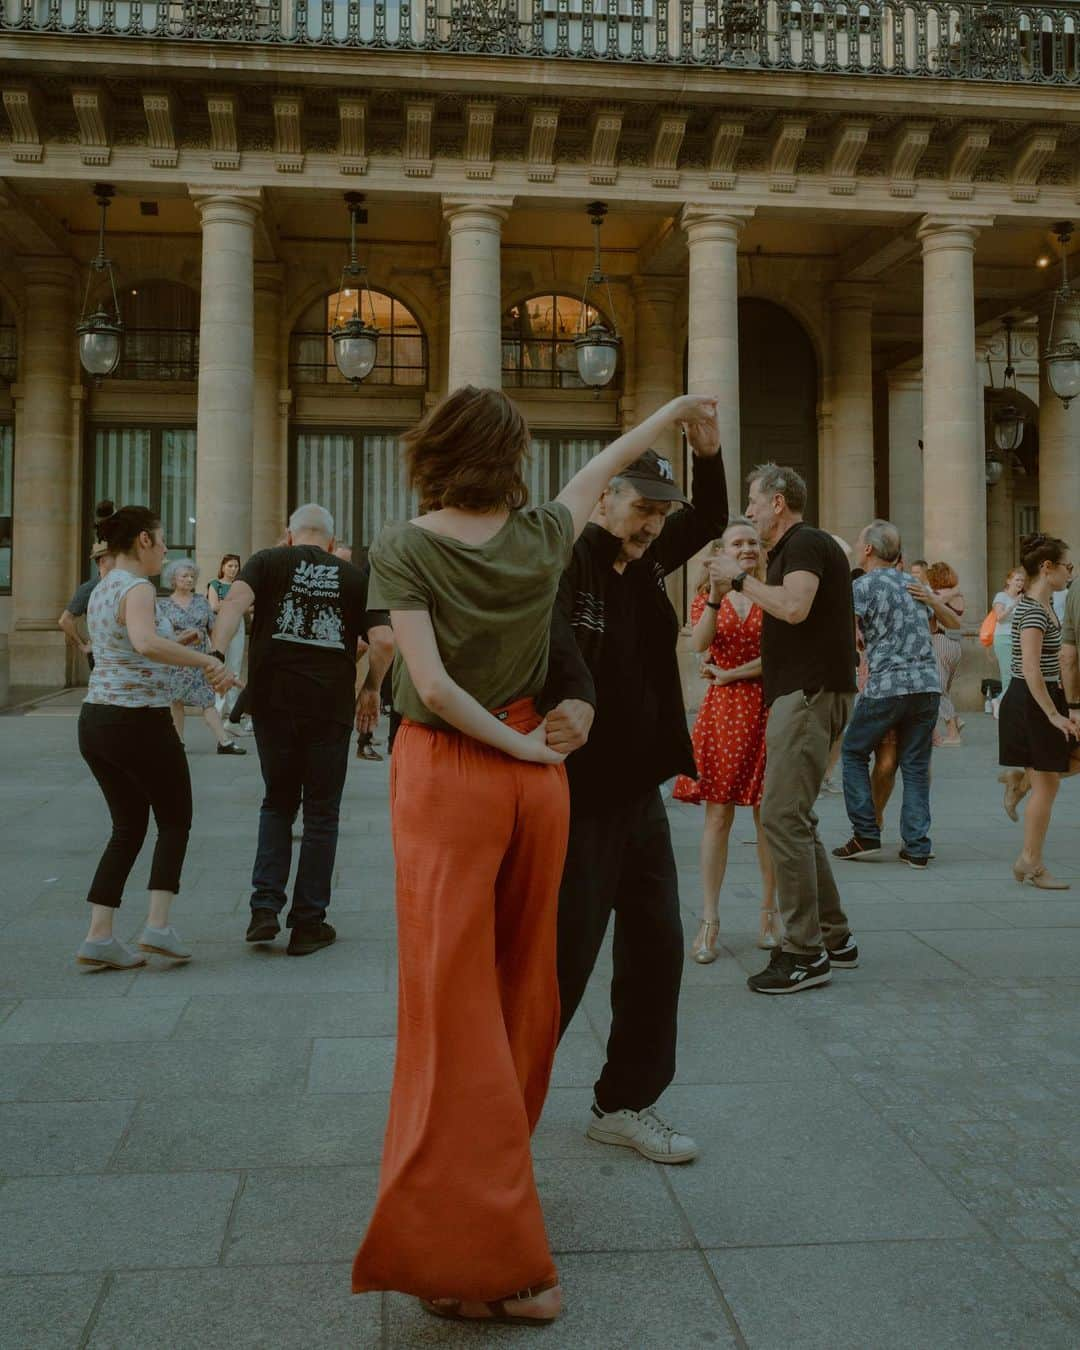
left=287, top=921, right=337, bottom=957
left=217, top=740, right=247, bottom=756
left=246, top=912, right=280, bottom=943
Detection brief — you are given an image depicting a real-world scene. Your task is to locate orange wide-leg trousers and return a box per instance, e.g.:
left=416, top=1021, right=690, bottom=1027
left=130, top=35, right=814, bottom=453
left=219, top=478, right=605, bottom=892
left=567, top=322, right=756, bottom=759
left=352, top=699, right=569, bottom=1302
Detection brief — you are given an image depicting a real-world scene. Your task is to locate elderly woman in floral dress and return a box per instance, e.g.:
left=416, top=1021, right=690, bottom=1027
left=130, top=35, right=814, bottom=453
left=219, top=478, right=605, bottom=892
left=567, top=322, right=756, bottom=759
left=158, top=559, right=246, bottom=756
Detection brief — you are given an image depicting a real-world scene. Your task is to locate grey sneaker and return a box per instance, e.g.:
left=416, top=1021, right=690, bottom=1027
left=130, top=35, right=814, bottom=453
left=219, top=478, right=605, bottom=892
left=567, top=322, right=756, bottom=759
left=76, top=937, right=147, bottom=970
left=138, top=926, right=192, bottom=961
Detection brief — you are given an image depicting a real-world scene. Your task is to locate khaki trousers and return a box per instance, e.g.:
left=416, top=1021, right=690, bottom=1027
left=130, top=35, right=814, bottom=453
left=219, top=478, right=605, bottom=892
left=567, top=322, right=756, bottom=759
left=761, top=690, right=854, bottom=956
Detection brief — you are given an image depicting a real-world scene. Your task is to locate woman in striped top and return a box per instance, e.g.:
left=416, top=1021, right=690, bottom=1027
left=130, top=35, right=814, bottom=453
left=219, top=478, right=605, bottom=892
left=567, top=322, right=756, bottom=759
left=998, top=533, right=1080, bottom=888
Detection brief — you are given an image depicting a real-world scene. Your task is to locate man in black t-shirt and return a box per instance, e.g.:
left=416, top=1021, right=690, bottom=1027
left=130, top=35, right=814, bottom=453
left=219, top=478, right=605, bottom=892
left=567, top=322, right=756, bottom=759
left=58, top=541, right=114, bottom=672
left=709, top=464, right=858, bottom=995
left=210, top=504, right=393, bottom=956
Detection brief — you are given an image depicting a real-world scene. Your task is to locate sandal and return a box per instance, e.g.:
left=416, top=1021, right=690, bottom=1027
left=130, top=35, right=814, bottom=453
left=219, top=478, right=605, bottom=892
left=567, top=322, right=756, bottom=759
left=757, top=908, right=782, bottom=950
left=691, top=918, right=720, bottom=964
left=420, top=1277, right=561, bottom=1326
left=1012, top=859, right=1071, bottom=890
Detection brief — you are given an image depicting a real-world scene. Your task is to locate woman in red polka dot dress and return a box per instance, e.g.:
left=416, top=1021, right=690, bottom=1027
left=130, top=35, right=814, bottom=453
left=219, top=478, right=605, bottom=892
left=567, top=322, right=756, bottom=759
left=674, top=519, right=778, bottom=963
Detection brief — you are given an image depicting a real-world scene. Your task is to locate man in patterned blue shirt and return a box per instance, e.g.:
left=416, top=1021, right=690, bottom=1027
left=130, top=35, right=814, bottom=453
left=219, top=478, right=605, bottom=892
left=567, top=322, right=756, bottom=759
left=832, top=519, right=941, bottom=868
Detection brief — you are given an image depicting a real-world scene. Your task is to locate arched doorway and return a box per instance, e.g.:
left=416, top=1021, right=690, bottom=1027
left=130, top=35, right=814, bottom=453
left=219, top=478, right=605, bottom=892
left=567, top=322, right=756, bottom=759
left=738, top=299, right=819, bottom=522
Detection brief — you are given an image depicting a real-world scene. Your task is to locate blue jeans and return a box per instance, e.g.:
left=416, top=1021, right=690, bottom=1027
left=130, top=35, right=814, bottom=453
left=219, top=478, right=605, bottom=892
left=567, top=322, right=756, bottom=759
left=251, top=712, right=352, bottom=926
left=841, top=691, right=938, bottom=857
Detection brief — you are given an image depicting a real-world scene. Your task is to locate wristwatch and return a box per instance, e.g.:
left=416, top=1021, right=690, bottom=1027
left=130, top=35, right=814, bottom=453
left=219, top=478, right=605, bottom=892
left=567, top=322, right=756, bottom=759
left=210, top=649, right=225, bottom=663
left=731, top=571, right=749, bottom=592
left=705, top=600, right=723, bottom=611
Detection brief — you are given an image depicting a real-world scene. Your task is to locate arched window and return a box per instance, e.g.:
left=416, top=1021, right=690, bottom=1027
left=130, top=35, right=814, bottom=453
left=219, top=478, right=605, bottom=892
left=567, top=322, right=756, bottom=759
left=116, top=281, right=199, bottom=381
left=502, top=294, right=619, bottom=391
left=290, top=289, right=427, bottom=387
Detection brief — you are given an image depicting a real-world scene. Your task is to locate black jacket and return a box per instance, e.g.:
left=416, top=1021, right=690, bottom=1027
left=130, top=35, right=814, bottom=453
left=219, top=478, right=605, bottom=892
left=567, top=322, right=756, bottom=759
left=540, top=453, right=729, bottom=809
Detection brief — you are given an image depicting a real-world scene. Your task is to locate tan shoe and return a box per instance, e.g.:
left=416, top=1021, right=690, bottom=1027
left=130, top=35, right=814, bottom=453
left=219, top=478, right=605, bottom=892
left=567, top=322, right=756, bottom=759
left=998, top=770, right=1031, bottom=821
left=1012, top=858, right=1070, bottom=890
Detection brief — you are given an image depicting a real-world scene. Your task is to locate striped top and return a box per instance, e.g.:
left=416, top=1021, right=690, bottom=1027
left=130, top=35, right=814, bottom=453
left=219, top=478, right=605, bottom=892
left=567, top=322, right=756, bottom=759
left=1010, top=595, right=1062, bottom=681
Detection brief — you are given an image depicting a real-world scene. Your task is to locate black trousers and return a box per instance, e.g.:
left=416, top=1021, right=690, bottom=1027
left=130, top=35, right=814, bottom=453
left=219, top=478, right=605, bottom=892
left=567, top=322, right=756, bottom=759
left=78, top=703, right=193, bottom=908
left=251, top=712, right=351, bottom=925
left=557, top=787, right=683, bottom=1114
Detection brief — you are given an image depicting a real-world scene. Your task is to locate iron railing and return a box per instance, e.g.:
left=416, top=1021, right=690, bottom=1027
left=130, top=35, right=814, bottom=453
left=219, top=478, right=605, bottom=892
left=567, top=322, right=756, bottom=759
left=1, top=1, right=1077, bottom=84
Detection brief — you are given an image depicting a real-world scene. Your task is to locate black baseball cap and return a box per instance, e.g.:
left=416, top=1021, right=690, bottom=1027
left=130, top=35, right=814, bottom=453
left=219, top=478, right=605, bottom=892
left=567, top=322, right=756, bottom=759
left=617, top=450, right=689, bottom=504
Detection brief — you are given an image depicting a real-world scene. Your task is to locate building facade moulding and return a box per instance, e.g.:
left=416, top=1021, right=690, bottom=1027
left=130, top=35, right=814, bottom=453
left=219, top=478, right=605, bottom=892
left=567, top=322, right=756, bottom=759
left=680, top=205, right=755, bottom=245
left=188, top=186, right=264, bottom=225
left=441, top=194, right=514, bottom=229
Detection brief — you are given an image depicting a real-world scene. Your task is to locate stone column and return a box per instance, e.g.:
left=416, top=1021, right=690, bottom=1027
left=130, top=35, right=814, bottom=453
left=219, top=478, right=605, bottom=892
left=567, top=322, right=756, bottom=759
left=251, top=262, right=283, bottom=552
left=1037, top=298, right=1080, bottom=542
left=827, top=282, right=875, bottom=549
left=887, top=366, right=924, bottom=561
left=682, top=207, right=751, bottom=510
left=9, top=257, right=78, bottom=686
left=190, top=188, right=261, bottom=578
left=442, top=196, right=512, bottom=391
left=631, top=277, right=681, bottom=463
left=918, top=216, right=990, bottom=615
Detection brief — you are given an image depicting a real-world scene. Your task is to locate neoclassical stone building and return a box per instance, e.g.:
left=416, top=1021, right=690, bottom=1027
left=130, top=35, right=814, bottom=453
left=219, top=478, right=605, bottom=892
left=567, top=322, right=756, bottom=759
left=1, top=3, right=1079, bottom=689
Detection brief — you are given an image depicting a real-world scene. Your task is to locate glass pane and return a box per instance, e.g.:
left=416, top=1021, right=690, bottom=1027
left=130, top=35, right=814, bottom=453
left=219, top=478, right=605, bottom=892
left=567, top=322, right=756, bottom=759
left=295, top=290, right=426, bottom=388
left=525, top=436, right=550, bottom=507
left=161, top=429, right=197, bottom=552
left=556, top=437, right=605, bottom=494
left=0, top=423, right=11, bottom=590
left=296, top=432, right=354, bottom=547
left=94, top=427, right=152, bottom=509
left=359, top=433, right=416, bottom=548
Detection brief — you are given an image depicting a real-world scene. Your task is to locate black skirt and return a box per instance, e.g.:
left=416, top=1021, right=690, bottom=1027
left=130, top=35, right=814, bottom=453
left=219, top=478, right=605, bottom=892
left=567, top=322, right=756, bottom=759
left=998, top=678, right=1071, bottom=773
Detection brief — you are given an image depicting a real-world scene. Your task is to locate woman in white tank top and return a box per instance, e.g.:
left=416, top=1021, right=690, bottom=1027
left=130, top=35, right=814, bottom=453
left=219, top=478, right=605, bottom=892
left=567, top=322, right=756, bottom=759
left=76, top=499, right=238, bottom=972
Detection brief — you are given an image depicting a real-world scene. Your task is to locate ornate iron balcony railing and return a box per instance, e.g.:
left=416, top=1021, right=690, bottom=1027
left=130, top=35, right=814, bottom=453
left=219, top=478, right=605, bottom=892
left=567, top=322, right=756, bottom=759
left=1, top=1, right=1077, bottom=85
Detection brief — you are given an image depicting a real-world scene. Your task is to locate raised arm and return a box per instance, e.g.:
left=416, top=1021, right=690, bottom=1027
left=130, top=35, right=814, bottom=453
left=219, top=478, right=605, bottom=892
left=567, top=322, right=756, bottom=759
left=391, top=609, right=563, bottom=764
left=556, top=394, right=718, bottom=538
left=907, top=580, right=963, bottom=631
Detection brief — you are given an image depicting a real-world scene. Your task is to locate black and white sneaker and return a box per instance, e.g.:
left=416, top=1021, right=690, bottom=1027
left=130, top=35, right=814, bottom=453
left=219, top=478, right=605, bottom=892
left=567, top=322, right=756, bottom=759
left=827, top=935, right=859, bottom=969
left=747, top=949, right=831, bottom=995
left=898, top=849, right=929, bottom=869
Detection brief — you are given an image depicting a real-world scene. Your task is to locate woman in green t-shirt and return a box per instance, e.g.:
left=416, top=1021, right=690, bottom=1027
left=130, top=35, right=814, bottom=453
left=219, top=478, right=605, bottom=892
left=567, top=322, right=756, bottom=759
left=352, top=384, right=718, bottom=1326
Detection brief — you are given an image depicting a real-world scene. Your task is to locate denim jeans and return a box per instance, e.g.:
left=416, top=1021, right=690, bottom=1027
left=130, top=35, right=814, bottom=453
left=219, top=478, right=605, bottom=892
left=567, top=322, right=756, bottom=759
left=251, top=711, right=351, bottom=926
left=841, top=691, right=939, bottom=857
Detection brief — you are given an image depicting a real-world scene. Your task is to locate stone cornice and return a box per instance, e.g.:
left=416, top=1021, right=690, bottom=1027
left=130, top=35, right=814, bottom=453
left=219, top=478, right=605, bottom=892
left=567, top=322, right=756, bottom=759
left=5, top=38, right=1080, bottom=127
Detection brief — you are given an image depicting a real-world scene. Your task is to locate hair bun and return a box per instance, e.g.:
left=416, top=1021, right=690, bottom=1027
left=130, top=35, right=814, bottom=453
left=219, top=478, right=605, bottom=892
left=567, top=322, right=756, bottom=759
left=94, top=499, right=116, bottom=521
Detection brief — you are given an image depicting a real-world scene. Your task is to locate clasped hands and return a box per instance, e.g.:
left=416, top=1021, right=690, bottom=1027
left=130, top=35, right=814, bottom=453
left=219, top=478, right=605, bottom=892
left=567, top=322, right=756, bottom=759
left=705, top=555, right=744, bottom=592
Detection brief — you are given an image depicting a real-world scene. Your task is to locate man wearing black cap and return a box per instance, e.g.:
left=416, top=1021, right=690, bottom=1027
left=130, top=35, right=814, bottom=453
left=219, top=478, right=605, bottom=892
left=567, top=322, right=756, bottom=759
left=540, top=426, right=727, bottom=1164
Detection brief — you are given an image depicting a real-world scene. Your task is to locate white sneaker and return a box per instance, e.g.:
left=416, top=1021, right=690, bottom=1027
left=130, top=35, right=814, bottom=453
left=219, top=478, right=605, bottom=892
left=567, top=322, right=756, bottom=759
left=586, top=1104, right=698, bottom=1164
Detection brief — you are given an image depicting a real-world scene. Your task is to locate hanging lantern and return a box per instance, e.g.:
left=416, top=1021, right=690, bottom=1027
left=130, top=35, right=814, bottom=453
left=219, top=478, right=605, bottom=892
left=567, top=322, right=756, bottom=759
left=574, top=202, right=621, bottom=390
left=985, top=454, right=1005, bottom=487
left=330, top=193, right=380, bottom=385
left=1043, top=221, right=1080, bottom=410
left=76, top=184, right=123, bottom=378
left=991, top=403, right=1024, bottom=454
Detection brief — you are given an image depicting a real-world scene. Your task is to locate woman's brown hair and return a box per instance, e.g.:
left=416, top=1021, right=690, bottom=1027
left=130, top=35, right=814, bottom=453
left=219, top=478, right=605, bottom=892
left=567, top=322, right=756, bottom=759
left=926, top=560, right=958, bottom=591
left=1019, top=532, right=1070, bottom=578
left=402, top=386, right=530, bottom=514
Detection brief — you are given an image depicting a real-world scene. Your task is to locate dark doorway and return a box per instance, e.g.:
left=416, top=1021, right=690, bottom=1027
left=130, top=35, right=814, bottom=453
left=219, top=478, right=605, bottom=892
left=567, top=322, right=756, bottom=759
left=737, top=299, right=819, bottom=522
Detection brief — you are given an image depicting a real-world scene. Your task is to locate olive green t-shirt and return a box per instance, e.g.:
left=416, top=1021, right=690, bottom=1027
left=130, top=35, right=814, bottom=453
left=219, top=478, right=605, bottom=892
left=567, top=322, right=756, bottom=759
left=368, top=501, right=575, bottom=728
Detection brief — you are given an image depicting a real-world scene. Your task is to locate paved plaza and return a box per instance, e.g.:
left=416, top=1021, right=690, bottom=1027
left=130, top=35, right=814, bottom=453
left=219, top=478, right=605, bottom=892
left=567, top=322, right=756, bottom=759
left=1, top=693, right=1079, bottom=1349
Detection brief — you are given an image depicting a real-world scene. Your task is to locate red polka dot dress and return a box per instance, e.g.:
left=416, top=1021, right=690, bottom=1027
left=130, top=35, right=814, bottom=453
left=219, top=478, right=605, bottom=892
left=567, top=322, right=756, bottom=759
left=674, top=593, right=767, bottom=807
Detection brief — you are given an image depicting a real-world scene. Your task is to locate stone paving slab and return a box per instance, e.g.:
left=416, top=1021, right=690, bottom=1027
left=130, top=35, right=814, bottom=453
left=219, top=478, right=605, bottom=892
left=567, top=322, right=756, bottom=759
left=0, top=1172, right=240, bottom=1274
left=707, top=1239, right=1078, bottom=1350
left=86, top=1262, right=382, bottom=1350
left=1, top=708, right=1078, bottom=1345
